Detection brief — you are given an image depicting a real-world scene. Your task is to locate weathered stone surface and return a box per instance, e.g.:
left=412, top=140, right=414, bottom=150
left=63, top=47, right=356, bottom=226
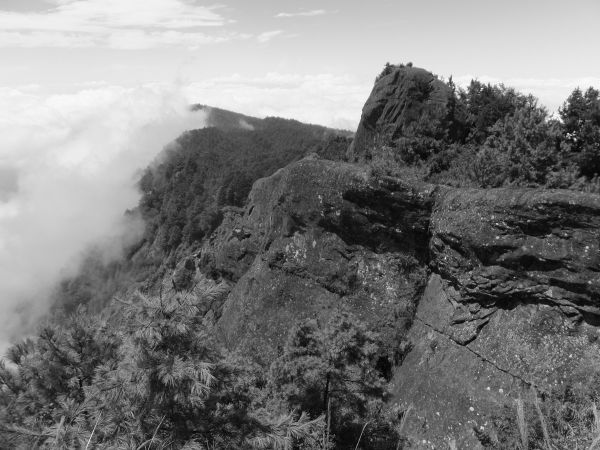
left=347, top=65, right=451, bottom=163
left=202, top=157, right=432, bottom=361
left=392, top=271, right=600, bottom=448
left=391, top=275, right=516, bottom=449
left=430, top=187, right=600, bottom=317
left=198, top=206, right=257, bottom=282
left=198, top=155, right=600, bottom=447
left=392, top=185, right=600, bottom=447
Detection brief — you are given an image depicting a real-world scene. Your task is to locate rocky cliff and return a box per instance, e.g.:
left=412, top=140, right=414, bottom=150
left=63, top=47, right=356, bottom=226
left=195, top=66, right=600, bottom=448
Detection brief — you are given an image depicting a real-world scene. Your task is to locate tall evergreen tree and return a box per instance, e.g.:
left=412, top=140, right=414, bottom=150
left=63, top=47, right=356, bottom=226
left=560, top=87, right=600, bottom=177
left=269, top=311, right=398, bottom=448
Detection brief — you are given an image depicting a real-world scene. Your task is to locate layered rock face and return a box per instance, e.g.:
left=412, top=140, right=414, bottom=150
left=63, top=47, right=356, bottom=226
left=197, top=66, right=600, bottom=447
left=394, top=188, right=600, bottom=448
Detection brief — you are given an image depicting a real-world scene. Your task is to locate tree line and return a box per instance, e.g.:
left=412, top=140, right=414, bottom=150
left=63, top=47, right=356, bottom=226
left=372, top=65, right=600, bottom=193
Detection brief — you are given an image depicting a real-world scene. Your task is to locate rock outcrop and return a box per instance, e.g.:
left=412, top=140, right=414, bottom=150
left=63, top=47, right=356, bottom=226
left=198, top=153, right=600, bottom=446
left=393, top=186, right=600, bottom=448
left=200, top=156, right=432, bottom=364
left=347, top=65, right=451, bottom=163
left=195, top=66, right=600, bottom=447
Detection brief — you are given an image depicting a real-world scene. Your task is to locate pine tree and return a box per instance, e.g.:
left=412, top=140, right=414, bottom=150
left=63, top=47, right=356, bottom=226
left=473, top=98, right=560, bottom=187
left=0, top=308, right=121, bottom=448
left=560, top=87, right=600, bottom=177
left=268, top=311, right=397, bottom=448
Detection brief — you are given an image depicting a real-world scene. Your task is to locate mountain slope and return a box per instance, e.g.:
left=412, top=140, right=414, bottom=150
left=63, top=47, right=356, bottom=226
left=46, top=66, right=600, bottom=448
left=54, top=108, right=353, bottom=311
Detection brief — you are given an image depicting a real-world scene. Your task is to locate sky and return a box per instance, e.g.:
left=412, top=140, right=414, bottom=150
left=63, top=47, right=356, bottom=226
left=0, top=0, right=599, bottom=348
left=0, top=0, right=599, bottom=127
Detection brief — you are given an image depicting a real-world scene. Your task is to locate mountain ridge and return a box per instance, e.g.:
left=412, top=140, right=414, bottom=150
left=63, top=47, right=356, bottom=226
left=189, top=65, right=600, bottom=447
left=11, top=63, right=600, bottom=449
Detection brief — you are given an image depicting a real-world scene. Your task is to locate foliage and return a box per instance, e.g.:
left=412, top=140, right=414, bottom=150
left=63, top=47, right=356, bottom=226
left=475, top=381, right=600, bottom=449
left=0, top=308, right=121, bottom=449
left=370, top=65, right=600, bottom=193
left=268, top=311, right=401, bottom=449
left=559, top=87, right=600, bottom=177
left=53, top=112, right=351, bottom=311
left=472, top=99, right=560, bottom=187
left=1, top=278, right=407, bottom=449
left=0, top=279, right=330, bottom=449
left=459, top=80, right=530, bottom=145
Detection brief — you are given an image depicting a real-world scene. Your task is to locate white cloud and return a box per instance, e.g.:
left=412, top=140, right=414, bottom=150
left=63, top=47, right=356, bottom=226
left=0, top=0, right=226, bottom=30
left=184, top=72, right=371, bottom=130
left=0, top=30, right=98, bottom=48
left=0, top=83, right=207, bottom=351
left=0, top=70, right=371, bottom=351
left=0, top=0, right=238, bottom=49
left=275, top=9, right=330, bottom=18
left=108, top=29, right=252, bottom=50
left=0, top=29, right=251, bottom=49
left=454, top=75, right=600, bottom=114
left=257, top=30, right=283, bottom=43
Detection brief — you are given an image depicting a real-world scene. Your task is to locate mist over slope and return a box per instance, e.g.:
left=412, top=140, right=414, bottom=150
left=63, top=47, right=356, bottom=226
left=0, top=85, right=206, bottom=349
left=52, top=106, right=353, bottom=311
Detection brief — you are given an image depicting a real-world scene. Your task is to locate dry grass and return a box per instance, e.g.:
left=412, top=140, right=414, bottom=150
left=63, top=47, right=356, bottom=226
left=589, top=403, right=600, bottom=450
left=515, top=396, right=528, bottom=450
left=533, top=388, right=552, bottom=450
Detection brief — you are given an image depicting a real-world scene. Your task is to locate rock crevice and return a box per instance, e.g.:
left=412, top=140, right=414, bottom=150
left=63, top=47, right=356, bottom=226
left=414, top=313, right=534, bottom=388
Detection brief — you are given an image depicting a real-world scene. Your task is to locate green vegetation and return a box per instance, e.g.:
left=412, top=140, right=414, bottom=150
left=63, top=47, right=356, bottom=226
left=0, top=277, right=402, bottom=449
left=139, top=119, right=349, bottom=255
left=53, top=114, right=352, bottom=311
left=474, top=383, right=600, bottom=449
left=269, top=313, right=402, bottom=449
left=373, top=65, right=600, bottom=193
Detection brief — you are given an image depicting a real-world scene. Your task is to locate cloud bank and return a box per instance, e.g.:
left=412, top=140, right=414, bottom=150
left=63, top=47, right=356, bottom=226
left=0, top=83, right=206, bottom=351
left=184, top=72, right=371, bottom=130
left=275, top=10, right=330, bottom=18
left=0, top=71, right=369, bottom=352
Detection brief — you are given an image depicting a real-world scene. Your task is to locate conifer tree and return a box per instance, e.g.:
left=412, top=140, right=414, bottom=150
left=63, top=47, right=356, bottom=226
left=269, top=311, right=398, bottom=448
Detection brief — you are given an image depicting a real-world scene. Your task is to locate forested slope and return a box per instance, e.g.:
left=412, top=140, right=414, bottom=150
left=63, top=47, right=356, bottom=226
left=54, top=111, right=352, bottom=311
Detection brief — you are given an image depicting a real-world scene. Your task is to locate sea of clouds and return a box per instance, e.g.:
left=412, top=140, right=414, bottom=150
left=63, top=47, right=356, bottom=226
left=0, top=72, right=371, bottom=355
left=0, top=84, right=206, bottom=352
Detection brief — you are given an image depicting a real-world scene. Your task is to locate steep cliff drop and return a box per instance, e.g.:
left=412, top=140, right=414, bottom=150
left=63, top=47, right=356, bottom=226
left=197, top=65, right=600, bottom=448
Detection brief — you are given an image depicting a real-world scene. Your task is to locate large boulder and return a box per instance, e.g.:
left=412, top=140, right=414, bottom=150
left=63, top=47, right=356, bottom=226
left=347, top=65, right=451, bottom=163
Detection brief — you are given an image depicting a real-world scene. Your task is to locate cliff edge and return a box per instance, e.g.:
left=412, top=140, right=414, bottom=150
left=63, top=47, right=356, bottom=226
left=195, top=66, right=600, bottom=448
